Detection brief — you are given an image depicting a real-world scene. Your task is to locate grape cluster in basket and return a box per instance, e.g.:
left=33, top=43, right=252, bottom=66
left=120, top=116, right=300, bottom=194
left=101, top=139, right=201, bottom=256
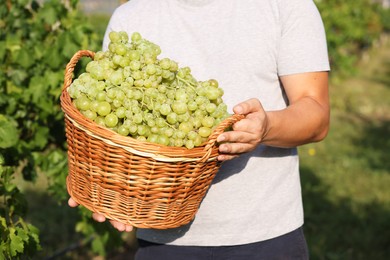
left=68, top=31, right=230, bottom=149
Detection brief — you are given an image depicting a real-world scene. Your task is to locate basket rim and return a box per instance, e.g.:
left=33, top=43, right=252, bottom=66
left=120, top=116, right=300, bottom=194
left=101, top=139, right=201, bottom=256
left=64, top=113, right=220, bottom=162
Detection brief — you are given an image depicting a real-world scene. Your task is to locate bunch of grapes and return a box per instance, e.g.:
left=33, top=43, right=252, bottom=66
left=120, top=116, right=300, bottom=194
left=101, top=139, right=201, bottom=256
left=68, top=31, right=230, bottom=149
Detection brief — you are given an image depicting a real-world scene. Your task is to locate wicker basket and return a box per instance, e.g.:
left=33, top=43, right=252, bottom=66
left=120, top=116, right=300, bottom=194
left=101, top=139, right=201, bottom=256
left=60, top=50, right=243, bottom=229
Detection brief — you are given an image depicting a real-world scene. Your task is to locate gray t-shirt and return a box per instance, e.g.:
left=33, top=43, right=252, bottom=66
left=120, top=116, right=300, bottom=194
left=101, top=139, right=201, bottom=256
left=103, top=0, right=330, bottom=246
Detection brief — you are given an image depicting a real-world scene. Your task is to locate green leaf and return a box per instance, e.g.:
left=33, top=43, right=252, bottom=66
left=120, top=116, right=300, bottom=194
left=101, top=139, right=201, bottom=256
left=0, top=117, right=19, bottom=149
left=5, top=35, right=21, bottom=52
left=33, top=126, right=49, bottom=150
left=9, top=228, right=24, bottom=256
left=0, top=244, right=7, bottom=260
left=15, top=227, right=29, bottom=242
left=16, top=48, right=34, bottom=69
left=40, top=5, right=57, bottom=25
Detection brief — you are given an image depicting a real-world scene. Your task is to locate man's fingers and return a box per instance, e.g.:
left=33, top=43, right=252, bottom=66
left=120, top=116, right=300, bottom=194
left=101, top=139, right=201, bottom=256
left=68, top=197, right=79, bottom=207
left=69, top=198, right=133, bottom=232
left=217, top=154, right=239, bottom=161
left=219, top=141, right=255, bottom=155
left=218, top=129, right=259, bottom=145
left=125, top=225, right=134, bottom=232
left=109, top=220, right=133, bottom=232
left=92, top=213, right=106, bottom=222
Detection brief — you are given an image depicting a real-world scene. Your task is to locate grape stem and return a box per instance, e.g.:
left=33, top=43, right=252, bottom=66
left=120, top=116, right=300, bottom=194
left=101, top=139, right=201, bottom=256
left=176, top=75, right=197, bottom=92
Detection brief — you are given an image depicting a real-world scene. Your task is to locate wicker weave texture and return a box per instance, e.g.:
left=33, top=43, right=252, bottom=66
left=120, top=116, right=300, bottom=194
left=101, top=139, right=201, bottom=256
left=61, top=50, right=244, bottom=229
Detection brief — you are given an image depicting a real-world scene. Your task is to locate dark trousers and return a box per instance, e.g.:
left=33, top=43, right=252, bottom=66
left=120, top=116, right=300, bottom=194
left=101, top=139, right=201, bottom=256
left=135, top=227, right=309, bottom=260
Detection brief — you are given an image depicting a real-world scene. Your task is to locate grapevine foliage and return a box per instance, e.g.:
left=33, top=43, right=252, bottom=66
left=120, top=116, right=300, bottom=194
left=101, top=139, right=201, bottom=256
left=315, top=0, right=385, bottom=77
left=0, top=0, right=119, bottom=257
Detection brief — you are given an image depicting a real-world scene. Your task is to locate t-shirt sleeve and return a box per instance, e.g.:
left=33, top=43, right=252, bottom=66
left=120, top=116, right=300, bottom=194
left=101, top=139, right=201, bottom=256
left=277, top=0, right=330, bottom=76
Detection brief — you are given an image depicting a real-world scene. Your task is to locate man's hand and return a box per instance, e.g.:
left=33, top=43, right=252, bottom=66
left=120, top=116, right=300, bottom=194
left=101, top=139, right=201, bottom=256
left=217, top=99, right=268, bottom=161
left=68, top=197, right=134, bottom=232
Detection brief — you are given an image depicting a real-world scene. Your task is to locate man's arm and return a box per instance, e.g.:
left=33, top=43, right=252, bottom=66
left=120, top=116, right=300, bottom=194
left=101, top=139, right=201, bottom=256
left=217, top=71, right=329, bottom=161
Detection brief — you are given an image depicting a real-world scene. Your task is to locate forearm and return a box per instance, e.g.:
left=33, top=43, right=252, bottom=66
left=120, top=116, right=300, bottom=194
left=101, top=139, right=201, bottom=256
left=262, top=96, right=329, bottom=148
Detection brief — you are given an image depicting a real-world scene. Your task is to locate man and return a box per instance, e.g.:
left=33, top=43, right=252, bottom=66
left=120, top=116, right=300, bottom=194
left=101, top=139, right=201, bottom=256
left=69, top=0, right=330, bottom=258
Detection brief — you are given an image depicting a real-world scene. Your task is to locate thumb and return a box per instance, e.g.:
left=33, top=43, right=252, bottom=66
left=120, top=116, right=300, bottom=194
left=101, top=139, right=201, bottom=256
left=233, top=98, right=263, bottom=115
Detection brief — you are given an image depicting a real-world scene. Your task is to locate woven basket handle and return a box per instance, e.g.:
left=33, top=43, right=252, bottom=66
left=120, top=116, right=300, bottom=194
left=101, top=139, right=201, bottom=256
left=201, top=113, right=245, bottom=162
left=62, top=50, right=95, bottom=92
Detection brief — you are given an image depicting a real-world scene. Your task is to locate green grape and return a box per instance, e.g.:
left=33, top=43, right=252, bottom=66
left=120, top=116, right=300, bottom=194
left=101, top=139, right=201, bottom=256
left=202, top=116, right=215, bottom=128
left=147, top=134, right=159, bottom=144
left=105, top=113, right=119, bottom=128
left=96, top=91, right=106, bottom=101
left=169, top=60, right=178, bottom=72
left=136, top=136, right=147, bottom=142
left=94, top=116, right=106, bottom=126
left=166, top=112, right=178, bottom=124
left=128, top=50, right=141, bottom=61
left=109, top=69, right=124, bottom=85
left=108, top=42, right=117, bottom=53
left=155, top=118, right=166, bottom=128
left=119, top=31, right=129, bottom=43
left=209, top=79, right=219, bottom=88
left=164, top=127, right=174, bottom=137
left=137, top=125, right=149, bottom=136
left=187, top=101, right=198, bottom=111
left=179, top=122, right=193, bottom=134
left=158, top=84, right=167, bottom=93
left=90, top=100, right=100, bottom=112
left=115, top=107, right=126, bottom=118
left=175, top=89, right=188, bottom=101
left=159, top=58, right=171, bottom=70
left=150, top=126, right=159, bottom=134
left=159, top=103, right=171, bottom=116
left=191, top=117, right=202, bottom=129
left=116, top=90, right=126, bottom=101
left=134, top=79, right=144, bottom=87
left=194, top=135, right=203, bottom=146
left=131, top=32, right=142, bottom=43
left=112, top=99, right=122, bottom=108
left=129, top=124, right=138, bottom=134
left=109, top=31, right=121, bottom=43
left=83, top=110, right=97, bottom=120
left=187, top=131, right=198, bottom=140
left=118, top=125, right=130, bottom=136
left=130, top=60, right=141, bottom=71
left=175, top=130, right=186, bottom=139
left=94, top=51, right=105, bottom=61
left=106, top=88, right=116, bottom=99
left=76, top=95, right=91, bottom=111
left=206, top=103, right=217, bottom=113
left=112, top=54, right=122, bottom=65
left=199, top=127, right=212, bottom=138
left=157, top=135, right=170, bottom=146
left=97, top=101, right=111, bottom=116
left=146, top=64, right=157, bottom=75
left=173, top=138, right=184, bottom=147
left=132, top=70, right=142, bottom=80
left=171, top=101, right=187, bottom=115
left=115, top=43, right=127, bottom=56
left=205, top=86, right=220, bottom=100
left=133, top=113, right=143, bottom=124
left=185, top=139, right=195, bottom=149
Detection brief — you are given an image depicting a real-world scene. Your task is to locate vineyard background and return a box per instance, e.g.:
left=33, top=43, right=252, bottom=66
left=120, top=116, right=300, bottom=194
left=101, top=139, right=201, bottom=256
left=1, top=0, right=389, bottom=259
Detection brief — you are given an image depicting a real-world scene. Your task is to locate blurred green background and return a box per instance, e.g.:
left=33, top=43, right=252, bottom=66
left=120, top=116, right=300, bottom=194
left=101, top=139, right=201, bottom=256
left=1, top=0, right=389, bottom=259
